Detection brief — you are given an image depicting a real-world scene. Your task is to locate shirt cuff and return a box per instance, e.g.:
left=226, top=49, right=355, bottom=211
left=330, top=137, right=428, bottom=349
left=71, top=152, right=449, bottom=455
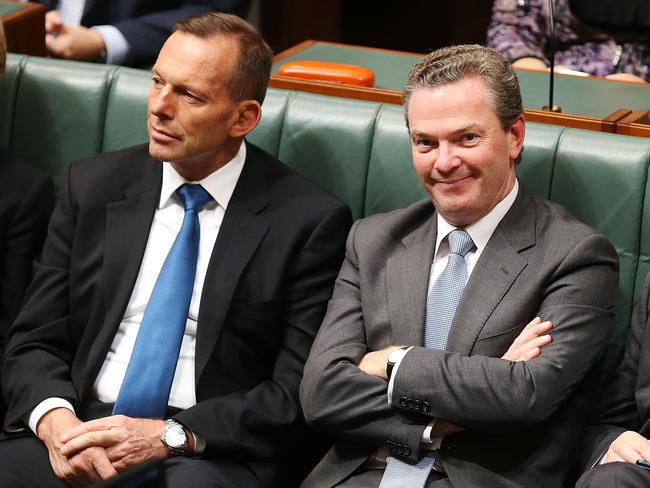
left=192, top=430, right=206, bottom=456
left=91, top=25, right=129, bottom=65
left=387, top=346, right=413, bottom=403
left=29, top=398, right=76, bottom=434
left=422, top=419, right=437, bottom=444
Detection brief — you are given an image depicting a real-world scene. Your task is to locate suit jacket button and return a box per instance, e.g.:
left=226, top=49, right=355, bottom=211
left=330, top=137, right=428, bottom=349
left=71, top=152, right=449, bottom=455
left=422, top=401, right=431, bottom=413
left=399, top=397, right=408, bottom=407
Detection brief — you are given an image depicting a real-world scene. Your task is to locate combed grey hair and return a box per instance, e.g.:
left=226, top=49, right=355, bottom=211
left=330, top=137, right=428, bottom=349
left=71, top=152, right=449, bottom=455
left=403, top=44, right=523, bottom=130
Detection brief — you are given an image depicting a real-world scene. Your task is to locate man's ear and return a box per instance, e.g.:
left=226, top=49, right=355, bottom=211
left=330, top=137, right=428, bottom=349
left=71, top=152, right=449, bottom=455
left=508, top=115, right=526, bottom=162
left=229, top=100, right=262, bottom=138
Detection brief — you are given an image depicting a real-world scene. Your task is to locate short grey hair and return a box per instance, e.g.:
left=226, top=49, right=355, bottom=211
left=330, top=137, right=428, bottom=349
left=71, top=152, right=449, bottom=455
left=404, top=44, right=523, bottom=130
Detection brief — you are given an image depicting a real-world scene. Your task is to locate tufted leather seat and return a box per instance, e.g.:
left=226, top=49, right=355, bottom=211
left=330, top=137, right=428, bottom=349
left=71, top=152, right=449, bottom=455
left=3, top=55, right=650, bottom=484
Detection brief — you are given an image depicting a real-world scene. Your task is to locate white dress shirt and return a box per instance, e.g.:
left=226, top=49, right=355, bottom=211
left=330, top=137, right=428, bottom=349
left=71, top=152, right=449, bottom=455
left=28, top=142, right=246, bottom=433
left=376, top=179, right=519, bottom=465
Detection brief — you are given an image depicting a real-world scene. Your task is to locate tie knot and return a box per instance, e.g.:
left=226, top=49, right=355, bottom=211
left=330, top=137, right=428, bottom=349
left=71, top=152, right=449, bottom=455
left=447, top=229, right=474, bottom=257
left=176, top=184, right=212, bottom=211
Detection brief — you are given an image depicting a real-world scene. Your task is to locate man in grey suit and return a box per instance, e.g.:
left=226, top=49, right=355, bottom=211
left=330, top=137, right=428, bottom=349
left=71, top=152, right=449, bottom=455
left=299, top=44, right=619, bottom=488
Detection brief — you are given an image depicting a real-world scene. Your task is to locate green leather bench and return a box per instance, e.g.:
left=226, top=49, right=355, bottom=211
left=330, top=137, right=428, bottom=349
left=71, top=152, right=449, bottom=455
left=2, top=55, right=650, bottom=477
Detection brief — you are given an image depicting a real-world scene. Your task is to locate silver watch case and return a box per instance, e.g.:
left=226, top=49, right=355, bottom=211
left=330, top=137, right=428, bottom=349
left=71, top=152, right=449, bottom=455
left=161, top=419, right=187, bottom=456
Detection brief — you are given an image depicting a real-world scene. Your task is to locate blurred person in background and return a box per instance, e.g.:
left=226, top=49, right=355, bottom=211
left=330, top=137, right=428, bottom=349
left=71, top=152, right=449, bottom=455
left=30, top=0, right=250, bottom=67
left=487, top=0, right=650, bottom=83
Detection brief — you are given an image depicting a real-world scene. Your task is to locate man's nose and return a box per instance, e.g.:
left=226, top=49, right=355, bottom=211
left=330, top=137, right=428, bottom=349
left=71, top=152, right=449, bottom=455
left=434, top=143, right=461, bottom=173
left=149, top=86, right=174, bottom=119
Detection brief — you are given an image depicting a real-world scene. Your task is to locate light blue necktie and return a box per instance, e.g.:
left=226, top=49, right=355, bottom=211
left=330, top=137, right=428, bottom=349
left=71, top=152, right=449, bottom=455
left=113, top=184, right=212, bottom=418
left=379, top=229, right=474, bottom=488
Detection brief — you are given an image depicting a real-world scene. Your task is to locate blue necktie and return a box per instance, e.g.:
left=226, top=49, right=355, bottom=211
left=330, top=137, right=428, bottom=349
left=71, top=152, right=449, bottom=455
left=379, top=229, right=474, bottom=488
left=113, top=184, right=212, bottom=418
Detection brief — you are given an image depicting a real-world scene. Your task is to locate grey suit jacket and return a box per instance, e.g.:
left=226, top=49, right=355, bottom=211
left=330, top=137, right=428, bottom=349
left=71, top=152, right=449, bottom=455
left=300, top=186, right=618, bottom=488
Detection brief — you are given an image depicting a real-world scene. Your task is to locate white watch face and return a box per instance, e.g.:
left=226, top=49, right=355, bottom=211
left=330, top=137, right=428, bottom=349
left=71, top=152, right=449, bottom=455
left=166, top=424, right=186, bottom=448
left=388, top=348, right=404, bottom=364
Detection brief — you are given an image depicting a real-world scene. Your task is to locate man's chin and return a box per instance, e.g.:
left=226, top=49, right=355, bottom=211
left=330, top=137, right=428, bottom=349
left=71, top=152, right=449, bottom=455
left=149, top=141, right=174, bottom=162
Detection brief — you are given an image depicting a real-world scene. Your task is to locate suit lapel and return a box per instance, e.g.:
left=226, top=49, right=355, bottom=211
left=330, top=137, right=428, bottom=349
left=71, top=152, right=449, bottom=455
left=86, top=155, right=162, bottom=379
left=195, top=145, right=270, bottom=383
left=386, top=202, right=437, bottom=346
left=446, top=188, right=536, bottom=355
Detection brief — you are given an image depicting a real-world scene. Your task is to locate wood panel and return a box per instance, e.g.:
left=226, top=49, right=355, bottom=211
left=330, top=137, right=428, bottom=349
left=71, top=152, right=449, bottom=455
left=2, top=1, right=45, bottom=56
left=261, top=0, right=341, bottom=53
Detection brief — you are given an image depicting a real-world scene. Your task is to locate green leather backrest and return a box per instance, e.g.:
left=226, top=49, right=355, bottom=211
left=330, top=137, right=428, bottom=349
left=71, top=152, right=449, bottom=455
left=550, top=130, right=650, bottom=370
left=11, top=57, right=117, bottom=183
left=102, top=67, right=150, bottom=153
left=276, top=92, right=379, bottom=220
left=364, top=104, right=426, bottom=215
left=517, top=122, right=564, bottom=199
left=247, top=89, right=291, bottom=158
left=3, top=55, right=650, bottom=378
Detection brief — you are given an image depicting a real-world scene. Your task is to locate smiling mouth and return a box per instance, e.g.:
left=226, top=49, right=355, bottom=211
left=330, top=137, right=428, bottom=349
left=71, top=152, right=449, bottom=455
left=436, top=175, right=472, bottom=185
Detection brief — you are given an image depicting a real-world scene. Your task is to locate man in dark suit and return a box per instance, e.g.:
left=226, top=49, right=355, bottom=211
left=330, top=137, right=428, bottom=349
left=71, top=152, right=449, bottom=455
left=37, top=0, right=249, bottom=66
left=299, top=44, right=618, bottom=488
left=576, top=271, right=650, bottom=487
left=0, top=12, right=350, bottom=488
left=0, top=17, right=55, bottom=422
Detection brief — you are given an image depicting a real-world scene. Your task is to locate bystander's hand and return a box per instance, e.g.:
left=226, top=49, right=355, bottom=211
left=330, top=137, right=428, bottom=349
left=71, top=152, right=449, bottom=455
left=45, top=10, right=106, bottom=61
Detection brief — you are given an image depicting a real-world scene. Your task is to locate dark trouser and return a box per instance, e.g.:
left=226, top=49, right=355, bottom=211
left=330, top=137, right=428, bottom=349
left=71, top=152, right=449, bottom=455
left=0, top=436, right=260, bottom=488
left=576, top=462, right=650, bottom=488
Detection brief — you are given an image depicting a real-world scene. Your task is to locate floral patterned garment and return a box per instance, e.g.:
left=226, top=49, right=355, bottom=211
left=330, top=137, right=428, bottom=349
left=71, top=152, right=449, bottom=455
left=487, top=0, right=650, bottom=81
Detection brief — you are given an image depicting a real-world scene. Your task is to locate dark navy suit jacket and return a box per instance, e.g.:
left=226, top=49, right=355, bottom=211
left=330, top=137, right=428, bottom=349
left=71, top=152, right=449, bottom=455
left=38, top=0, right=250, bottom=66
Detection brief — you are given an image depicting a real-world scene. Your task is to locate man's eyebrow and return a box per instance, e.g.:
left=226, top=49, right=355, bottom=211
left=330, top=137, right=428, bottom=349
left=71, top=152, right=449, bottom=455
left=410, top=124, right=481, bottom=138
left=452, top=123, right=480, bottom=135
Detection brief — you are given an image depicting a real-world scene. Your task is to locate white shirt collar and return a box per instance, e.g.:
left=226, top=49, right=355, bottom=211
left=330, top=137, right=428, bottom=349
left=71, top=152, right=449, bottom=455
left=159, top=141, right=246, bottom=210
left=435, top=179, right=519, bottom=255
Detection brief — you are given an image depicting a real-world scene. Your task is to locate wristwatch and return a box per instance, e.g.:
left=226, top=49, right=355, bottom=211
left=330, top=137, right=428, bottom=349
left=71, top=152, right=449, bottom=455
left=386, top=347, right=409, bottom=379
left=161, top=419, right=189, bottom=457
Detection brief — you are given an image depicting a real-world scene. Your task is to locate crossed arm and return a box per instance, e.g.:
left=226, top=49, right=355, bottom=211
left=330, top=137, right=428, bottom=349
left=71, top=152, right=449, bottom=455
left=357, top=317, right=553, bottom=438
left=301, top=218, right=617, bottom=461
